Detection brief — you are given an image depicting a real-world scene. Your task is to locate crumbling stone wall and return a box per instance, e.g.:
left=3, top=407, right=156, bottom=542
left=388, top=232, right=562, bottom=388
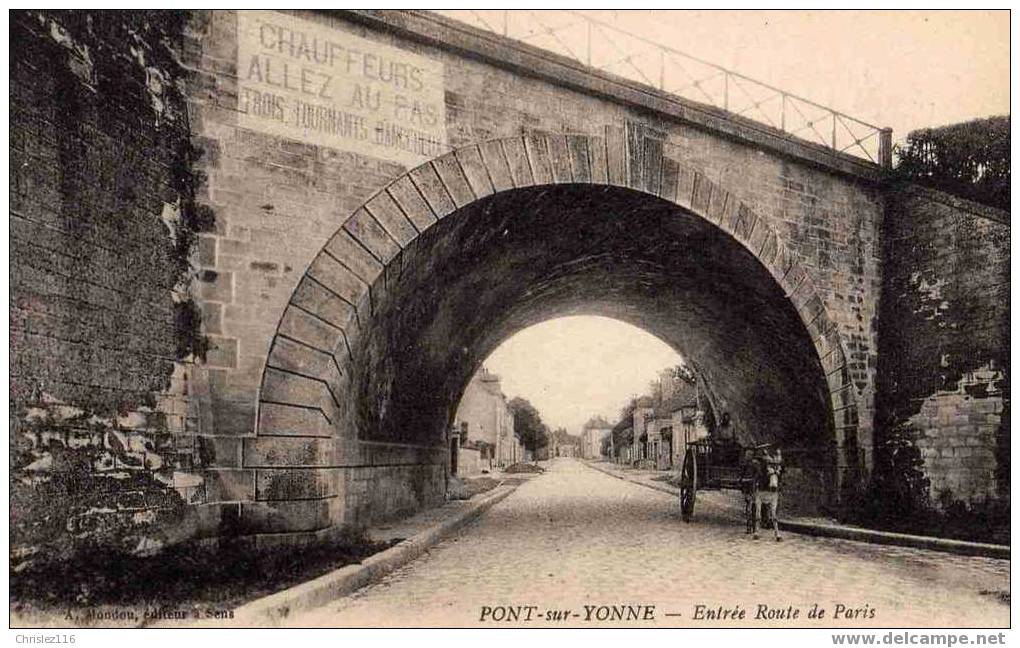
left=877, top=185, right=1009, bottom=505
left=10, top=10, right=214, bottom=567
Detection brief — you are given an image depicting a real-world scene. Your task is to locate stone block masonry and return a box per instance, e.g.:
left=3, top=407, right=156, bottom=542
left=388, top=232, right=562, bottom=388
left=9, top=8, right=1008, bottom=560
left=10, top=10, right=216, bottom=565
left=188, top=10, right=884, bottom=531
left=877, top=186, right=1009, bottom=505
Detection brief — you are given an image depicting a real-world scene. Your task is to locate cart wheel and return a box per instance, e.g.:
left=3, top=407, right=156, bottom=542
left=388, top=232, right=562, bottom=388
left=679, top=451, right=697, bottom=522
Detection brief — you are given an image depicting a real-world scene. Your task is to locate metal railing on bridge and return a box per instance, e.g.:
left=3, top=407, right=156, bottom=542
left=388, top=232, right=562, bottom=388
left=440, top=10, right=893, bottom=168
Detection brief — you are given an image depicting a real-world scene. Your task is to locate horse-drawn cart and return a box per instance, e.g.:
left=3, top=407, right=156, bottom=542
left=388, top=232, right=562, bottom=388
left=677, top=429, right=781, bottom=536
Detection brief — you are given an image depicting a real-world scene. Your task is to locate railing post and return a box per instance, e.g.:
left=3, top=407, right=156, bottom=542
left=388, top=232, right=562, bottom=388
left=879, top=128, right=893, bottom=169
left=780, top=93, right=786, bottom=132
left=831, top=113, right=837, bottom=150
left=659, top=50, right=665, bottom=90
left=723, top=73, right=729, bottom=111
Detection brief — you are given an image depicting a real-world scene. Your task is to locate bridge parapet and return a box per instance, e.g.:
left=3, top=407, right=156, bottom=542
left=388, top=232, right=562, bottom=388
left=440, top=10, right=893, bottom=167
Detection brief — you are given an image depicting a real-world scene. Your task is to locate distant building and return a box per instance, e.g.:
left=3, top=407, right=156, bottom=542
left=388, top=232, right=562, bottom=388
left=614, top=365, right=709, bottom=469
left=453, top=367, right=522, bottom=474
left=540, top=428, right=582, bottom=460
left=580, top=415, right=613, bottom=459
left=632, top=396, right=656, bottom=467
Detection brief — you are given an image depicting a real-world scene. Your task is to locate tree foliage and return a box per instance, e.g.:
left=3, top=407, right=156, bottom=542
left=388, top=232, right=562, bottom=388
left=608, top=399, right=636, bottom=456
left=508, top=397, right=549, bottom=453
left=895, top=115, right=1009, bottom=212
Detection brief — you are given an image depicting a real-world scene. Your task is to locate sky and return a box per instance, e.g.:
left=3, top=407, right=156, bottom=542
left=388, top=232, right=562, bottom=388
left=453, top=10, right=1009, bottom=436
left=483, top=317, right=683, bottom=436
left=590, top=10, right=1008, bottom=143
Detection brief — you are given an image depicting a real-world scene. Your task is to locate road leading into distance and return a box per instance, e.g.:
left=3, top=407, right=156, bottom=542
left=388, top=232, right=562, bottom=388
left=292, top=458, right=1009, bottom=628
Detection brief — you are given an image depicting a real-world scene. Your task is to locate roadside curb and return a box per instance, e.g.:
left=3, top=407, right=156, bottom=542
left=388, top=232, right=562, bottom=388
left=231, top=482, right=520, bottom=625
left=778, top=520, right=1010, bottom=559
left=584, top=461, right=1009, bottom=560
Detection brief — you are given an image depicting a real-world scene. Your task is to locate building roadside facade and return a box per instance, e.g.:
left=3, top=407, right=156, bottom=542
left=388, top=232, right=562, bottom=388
left=453, top=367, right=522, bottom=475
left=613, top=365, right=709, bottom=470
left=581, top=416, right=613, bottom=459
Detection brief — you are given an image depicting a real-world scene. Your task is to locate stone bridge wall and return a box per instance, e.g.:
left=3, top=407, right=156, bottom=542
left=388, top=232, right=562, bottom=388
left=9, top=8, right=1007, bottom=562
left=878, top=186, right=1009, bottom=505
left=168, top=9, right=887, bottom=539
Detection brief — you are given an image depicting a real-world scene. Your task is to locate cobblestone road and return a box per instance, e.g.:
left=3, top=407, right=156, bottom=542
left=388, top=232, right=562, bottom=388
left=293, top=458, right=1009, bottom=628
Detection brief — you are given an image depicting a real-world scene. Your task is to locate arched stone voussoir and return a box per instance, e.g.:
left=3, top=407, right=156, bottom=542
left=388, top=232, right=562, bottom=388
left=586, top=135, right=610, bottom=185
left=453, top=144, right=496, bottom=200
left=364, top=189, right=418, bottom=247
left=323, top=229, right=385, bottom=287
left=820, top=345, right=846, bottom=376
left=730, top=202, right=759, bottom=248
left=639, top=140, right=665, bottom=195
left=278, top=304, right=346, bottom=355
left=267, top=335, right=347, bottom=393
left=477, top=140, right=515, bottom=192
left=604, top=125, right=628, bottom=187
left=343, top=207, right=401, bottom=265
left=805, top=305, right=834, bottom=342
left=825, top=367, right=853, bottom=399
left=564, top=134, right=594, bottom=184
left=258, top=133, right=861, bottom=468
left=307, top=251, right=370, bottom=306
left=750, top=222, right=775, bottom=263
left=798, top=293, right=827, bottom=327
left=791, top=273, right=821, bottom=312
left=813, top=322, right=845, bottom=363
left=258, top=401, right=333, bottom=438
left=407, top=161, right=456, bottom=219
left=830, top=382, right=856, bottom=413
left=780, top=262, right=810, bottom=302
left=500, top=137, right=535, bottom=188
left=545, top=133, right=574, bottom=184
left=523, top=133, right=555, bottom=185
left=690, top=171, right=715, bottom=217
left=290, top=275, right=360, bottom=340
left=431, top=152, right=476, bottom=208
left=766, top=239, right=795, bottom=285
left=758, top=230, right=779, bottom=275
left=261, top=366, right=341, bottom=427
left=673, top=164, right=697, bottom=211
left=656, top=155, right=679, bottom=202
left=836, top=404, right=860, bottom=429
left=706, top=184, right=733, bottom=228
left=386, top=174, right=437, bottom=231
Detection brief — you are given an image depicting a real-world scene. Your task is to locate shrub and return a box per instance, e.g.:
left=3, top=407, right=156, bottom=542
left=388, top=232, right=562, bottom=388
left=895, top=115, right=1009, bottom=211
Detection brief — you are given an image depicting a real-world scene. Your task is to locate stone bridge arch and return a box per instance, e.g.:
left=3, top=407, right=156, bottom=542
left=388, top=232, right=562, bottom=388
left=249, top=128, right=860, bottom=534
